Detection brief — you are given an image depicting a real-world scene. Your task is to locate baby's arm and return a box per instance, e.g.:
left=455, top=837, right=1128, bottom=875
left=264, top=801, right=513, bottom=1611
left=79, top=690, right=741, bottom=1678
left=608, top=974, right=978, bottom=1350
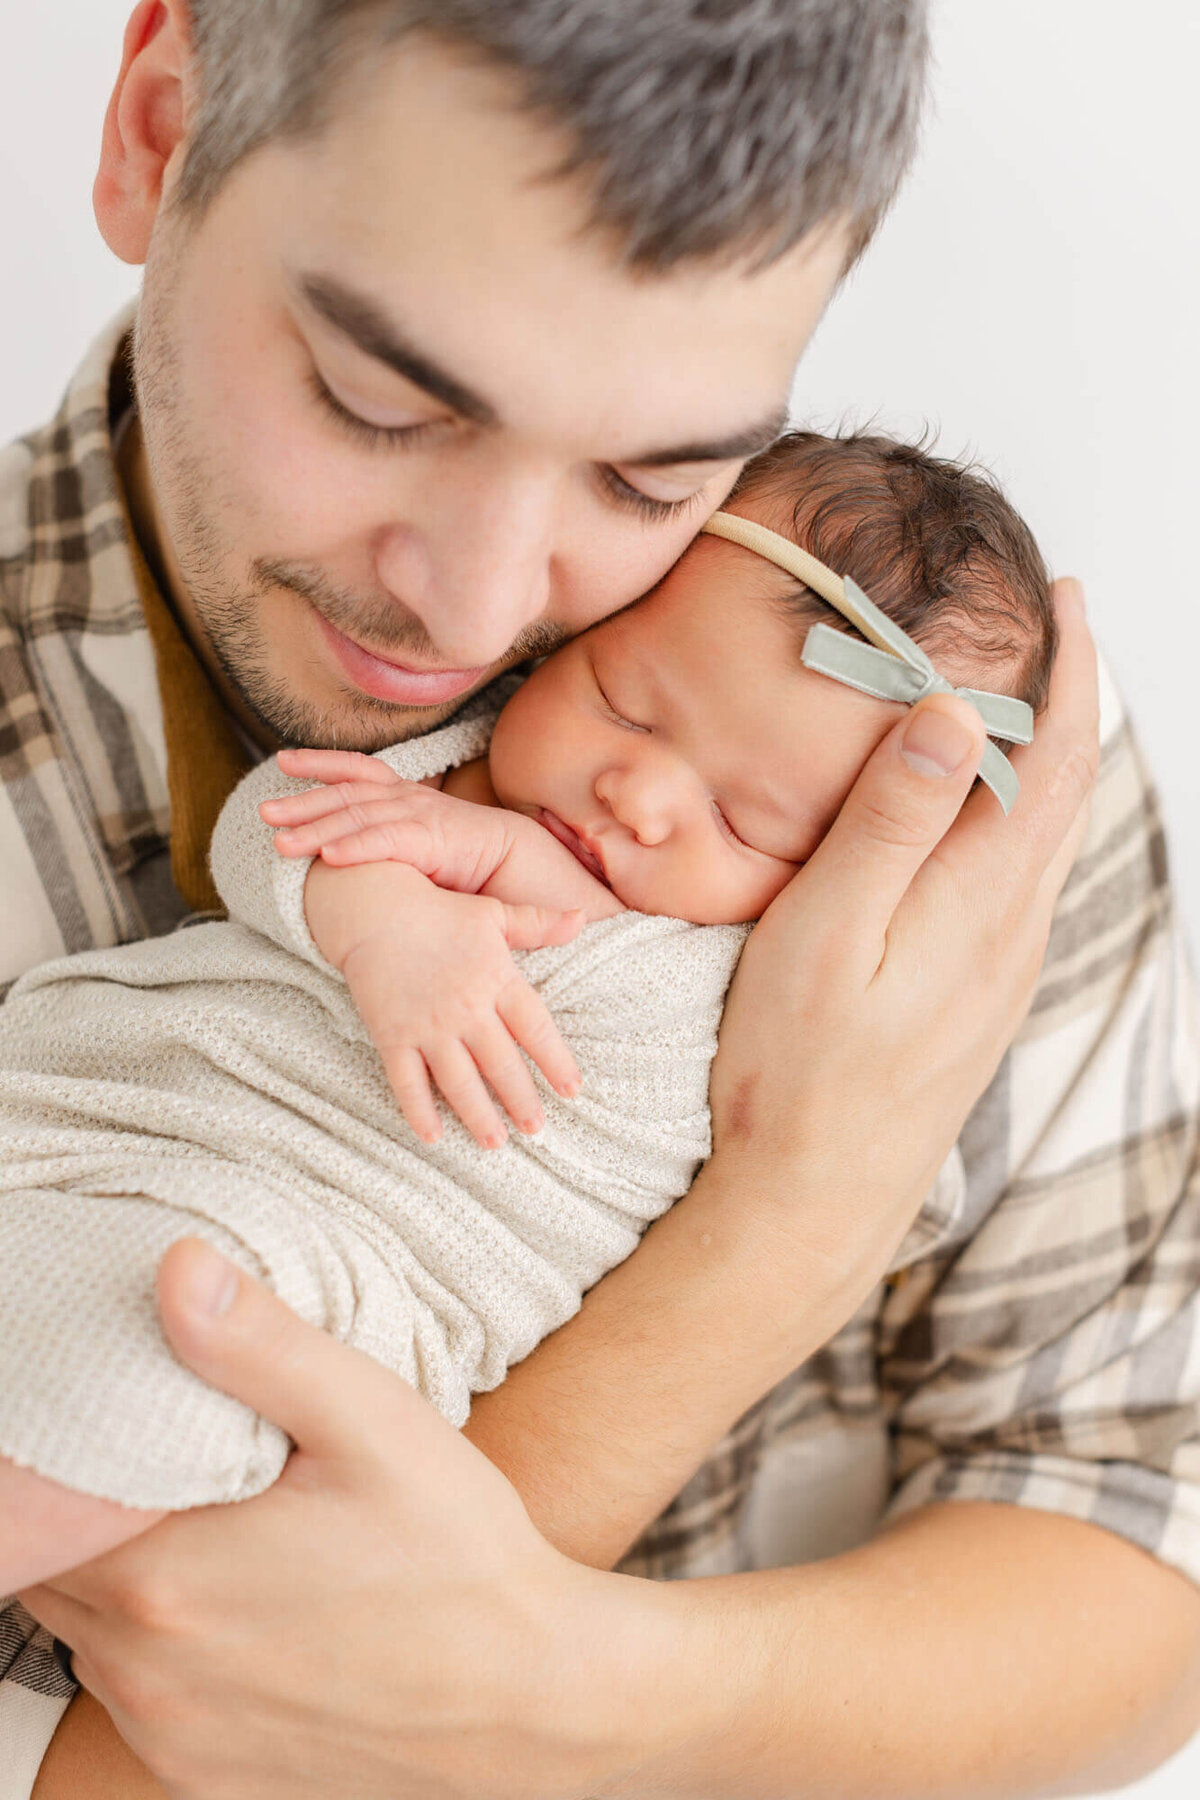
left=302, top=857, right=584, bottom=1147
left=262, top=748, right=622, bottom=921
left=210, top=747, right=599, bottom=1146
left=0, top=1452, right=164, bottom=1590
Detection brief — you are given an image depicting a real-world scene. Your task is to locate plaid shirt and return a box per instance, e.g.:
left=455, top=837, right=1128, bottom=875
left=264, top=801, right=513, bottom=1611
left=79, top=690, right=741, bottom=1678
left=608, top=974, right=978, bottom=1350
left=4, top=313, right=1200, bottom=1791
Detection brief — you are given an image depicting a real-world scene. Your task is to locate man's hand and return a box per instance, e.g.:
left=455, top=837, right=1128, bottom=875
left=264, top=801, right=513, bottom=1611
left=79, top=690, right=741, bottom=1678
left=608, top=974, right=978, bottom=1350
left=304, top=858, right=583, bottom=1146
left=699, top=580, right=1098, bottom=1343
left=21, top=1240, right=686, bottom=1800
left=22, top=585, right=1107, bottom=1800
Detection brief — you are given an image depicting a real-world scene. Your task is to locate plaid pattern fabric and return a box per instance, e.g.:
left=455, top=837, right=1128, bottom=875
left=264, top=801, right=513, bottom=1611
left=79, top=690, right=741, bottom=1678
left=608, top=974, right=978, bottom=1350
left=3, top=314, right=1200, bottom=1791
left=0, top=307, right=186, bottom=1004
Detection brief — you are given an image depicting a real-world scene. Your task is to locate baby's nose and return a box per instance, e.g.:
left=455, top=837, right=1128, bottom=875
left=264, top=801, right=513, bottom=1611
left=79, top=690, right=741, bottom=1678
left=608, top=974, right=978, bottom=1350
left=595, top=767, right=673, bottom=847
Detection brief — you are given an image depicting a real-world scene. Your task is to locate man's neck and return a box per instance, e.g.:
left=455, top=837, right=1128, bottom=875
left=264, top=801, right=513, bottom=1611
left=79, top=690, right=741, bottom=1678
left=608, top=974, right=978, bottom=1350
left=115, top=412, right=282, bottom=755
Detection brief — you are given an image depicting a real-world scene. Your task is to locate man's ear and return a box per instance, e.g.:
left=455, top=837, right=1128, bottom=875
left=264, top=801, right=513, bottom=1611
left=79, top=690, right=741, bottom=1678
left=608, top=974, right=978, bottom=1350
left=94, top=0, right=197, bottom=265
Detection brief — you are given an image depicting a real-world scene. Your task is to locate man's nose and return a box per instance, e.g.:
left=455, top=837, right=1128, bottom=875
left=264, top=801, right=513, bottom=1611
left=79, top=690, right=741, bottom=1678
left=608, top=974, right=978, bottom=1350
left=373, top=463, right=556, bottom=668
left=594, top=762, right=676, bottom=847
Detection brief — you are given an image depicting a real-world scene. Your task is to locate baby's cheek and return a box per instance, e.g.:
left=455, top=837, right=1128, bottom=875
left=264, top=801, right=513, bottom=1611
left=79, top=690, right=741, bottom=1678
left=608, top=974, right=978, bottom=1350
left=631, top=853, right=798, bottom=927
left=711, top=859, right=799, bottom=926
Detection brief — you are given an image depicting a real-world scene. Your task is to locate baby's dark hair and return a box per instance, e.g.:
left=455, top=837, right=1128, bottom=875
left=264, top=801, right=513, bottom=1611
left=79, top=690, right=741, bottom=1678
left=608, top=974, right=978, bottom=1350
left=729, top=430, right=1057, bottom=714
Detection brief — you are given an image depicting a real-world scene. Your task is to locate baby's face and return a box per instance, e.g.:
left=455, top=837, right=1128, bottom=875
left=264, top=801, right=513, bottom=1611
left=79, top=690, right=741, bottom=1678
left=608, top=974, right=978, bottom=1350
left=487, top=514, right=913, bottom=925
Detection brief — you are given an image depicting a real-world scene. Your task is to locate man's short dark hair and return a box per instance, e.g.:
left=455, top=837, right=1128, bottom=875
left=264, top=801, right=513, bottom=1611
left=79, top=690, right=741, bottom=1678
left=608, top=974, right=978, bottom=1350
left=180, top=1, right=930, bottom=268
left=732, top=430, right=1057, bottom=713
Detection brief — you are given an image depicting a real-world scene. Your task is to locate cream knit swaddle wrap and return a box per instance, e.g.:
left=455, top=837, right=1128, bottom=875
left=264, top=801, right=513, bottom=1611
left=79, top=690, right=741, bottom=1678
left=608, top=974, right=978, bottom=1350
left=0, top=683, right=747, bottom=1508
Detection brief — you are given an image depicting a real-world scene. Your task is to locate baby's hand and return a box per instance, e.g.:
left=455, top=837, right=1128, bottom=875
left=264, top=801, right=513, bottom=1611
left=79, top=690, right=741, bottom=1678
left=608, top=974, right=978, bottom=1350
left=262, top=748, right=511, bottom=893
left=304, top=859, right=584, bottom=1149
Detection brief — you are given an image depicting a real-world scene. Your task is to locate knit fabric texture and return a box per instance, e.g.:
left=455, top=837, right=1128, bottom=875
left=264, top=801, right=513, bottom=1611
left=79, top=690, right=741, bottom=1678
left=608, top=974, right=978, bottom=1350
left=0, top=684, right=747, bottom=1508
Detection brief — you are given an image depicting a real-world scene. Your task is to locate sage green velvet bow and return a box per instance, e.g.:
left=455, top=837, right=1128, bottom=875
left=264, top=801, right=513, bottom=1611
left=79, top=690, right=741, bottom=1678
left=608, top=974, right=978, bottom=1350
left=700, top=512, right=1034, bottom=814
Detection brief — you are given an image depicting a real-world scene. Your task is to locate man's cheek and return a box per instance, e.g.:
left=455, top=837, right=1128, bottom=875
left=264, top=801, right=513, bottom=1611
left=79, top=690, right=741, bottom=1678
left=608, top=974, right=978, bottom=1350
left=215, top=392, right=383, bottom=555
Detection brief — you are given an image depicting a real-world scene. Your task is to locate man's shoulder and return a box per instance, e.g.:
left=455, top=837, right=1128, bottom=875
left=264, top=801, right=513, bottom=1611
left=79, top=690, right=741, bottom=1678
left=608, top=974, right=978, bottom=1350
left=0, top=434, right=36, bottom=577
left=1029, top=654, right=1172, bottom=1038
left=0, top=311, right=179, bottom=991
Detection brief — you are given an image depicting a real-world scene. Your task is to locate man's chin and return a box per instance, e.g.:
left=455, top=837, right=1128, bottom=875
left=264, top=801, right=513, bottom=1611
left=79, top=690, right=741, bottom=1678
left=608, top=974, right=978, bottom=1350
left=242, top=664, right=507, bottom=755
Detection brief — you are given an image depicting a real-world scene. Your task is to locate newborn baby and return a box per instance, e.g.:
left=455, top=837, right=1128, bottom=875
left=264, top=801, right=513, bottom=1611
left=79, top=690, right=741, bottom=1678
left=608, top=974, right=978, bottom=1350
left=0, top=431, right=1054, bottom=1589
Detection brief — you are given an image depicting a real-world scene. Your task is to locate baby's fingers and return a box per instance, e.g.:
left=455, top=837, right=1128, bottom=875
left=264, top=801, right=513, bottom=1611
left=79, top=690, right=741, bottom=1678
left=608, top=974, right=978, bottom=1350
left=381, top=1046, right=443, bottom=1146
left=499, top=904, right=587, bottom=952
left=261, top=780, right=401, bottom=829
left=497, top=980, right=582, bottom=1099
left=275, top=815, right=434, bottom=866
left=276, top=747, right=401, bottom=786
left=425, top=1041, right=508, bottom=1151
left=465, top=1020, right=546, bottom=1136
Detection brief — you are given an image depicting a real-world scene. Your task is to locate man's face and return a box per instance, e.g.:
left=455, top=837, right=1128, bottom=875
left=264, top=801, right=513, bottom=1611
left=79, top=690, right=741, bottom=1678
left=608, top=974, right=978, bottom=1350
left=131, top=35, right=849, bottom=751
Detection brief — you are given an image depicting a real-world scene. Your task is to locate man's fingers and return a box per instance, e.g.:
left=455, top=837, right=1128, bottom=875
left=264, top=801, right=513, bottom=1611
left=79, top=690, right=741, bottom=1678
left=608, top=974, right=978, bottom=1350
left=501, top=903, right=587, bottom=951
left=938, top=579, right=1099, bottom=902
left=791, top=694, right=986, bottom=965
left=155, top=1238, right=436, bottom=1468
left=16, top=1581, right=93, bottom=1648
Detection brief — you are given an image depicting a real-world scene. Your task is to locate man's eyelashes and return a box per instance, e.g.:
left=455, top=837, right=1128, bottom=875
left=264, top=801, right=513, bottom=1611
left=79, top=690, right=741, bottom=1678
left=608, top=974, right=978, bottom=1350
left=306, top=368, right=437, bottom=450
left=306, top=365, right=705, bottom=525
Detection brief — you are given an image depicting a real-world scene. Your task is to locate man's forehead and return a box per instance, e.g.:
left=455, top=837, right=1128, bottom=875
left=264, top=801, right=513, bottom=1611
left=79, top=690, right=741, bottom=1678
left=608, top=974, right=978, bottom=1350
left=268, top=43, right=850, bottom=445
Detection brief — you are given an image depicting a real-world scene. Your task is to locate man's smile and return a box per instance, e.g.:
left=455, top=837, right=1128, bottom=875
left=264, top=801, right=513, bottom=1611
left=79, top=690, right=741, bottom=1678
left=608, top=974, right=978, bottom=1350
left=313, top=610, right=488, bottom=707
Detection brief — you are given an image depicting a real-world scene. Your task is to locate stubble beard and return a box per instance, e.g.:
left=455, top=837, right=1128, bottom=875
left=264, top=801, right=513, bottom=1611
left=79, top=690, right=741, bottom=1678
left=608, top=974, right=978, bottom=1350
left=130, top=241, right=562, bottom=751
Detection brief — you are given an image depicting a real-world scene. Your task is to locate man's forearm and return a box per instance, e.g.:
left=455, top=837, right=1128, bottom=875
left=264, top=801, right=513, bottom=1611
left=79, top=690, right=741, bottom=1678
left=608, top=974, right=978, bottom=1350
left=465, top=1149, right=898, bottom=1568
left=605, top=1502, right=1200, bottom=1799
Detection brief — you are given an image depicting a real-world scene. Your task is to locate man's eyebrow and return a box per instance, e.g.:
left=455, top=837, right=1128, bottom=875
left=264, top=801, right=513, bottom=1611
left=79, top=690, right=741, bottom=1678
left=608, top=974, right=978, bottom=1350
left=295, top=269, right=784, bottom=466
left=628, top=408, right=788, bottom=468
left=296, top=272, right=498, bottom=426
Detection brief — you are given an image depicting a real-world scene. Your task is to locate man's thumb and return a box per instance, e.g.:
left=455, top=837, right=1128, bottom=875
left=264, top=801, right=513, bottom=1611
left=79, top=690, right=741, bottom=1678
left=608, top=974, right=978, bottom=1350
left=156, top=1236, right=428, bottom=1465
left=501, top=904, right=586, bottom=950
left=800, top=695, right=985, bottom=946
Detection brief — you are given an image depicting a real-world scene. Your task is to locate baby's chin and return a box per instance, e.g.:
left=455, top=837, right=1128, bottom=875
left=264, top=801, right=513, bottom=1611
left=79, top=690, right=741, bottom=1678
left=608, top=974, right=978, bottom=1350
left=608, top=878, right=762, bottom=927
left=617, top=864, right=795, bottom=926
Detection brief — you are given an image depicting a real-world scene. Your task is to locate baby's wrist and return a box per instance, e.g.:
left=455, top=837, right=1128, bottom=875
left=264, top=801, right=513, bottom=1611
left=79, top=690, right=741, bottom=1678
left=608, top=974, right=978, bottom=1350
left=302, top=858, right=352, bottom=970
left=303, top=858, right=423, bottom=973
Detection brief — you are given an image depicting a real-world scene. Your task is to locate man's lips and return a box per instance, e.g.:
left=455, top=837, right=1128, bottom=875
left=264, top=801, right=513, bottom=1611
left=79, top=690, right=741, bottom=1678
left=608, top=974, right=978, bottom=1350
left=314, top=612, right=487, bottom=707
left=535, top=810, right=610, bottom=886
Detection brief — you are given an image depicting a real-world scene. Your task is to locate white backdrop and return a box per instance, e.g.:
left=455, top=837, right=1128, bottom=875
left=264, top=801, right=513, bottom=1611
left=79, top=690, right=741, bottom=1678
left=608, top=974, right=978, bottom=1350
left=3, top=4, right=1199, bottom=1795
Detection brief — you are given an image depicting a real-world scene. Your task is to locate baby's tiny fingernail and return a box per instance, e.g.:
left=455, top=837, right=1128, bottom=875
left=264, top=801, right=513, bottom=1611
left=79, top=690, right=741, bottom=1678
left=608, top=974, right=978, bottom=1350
left=519, top=1114, right=544, bottom=1135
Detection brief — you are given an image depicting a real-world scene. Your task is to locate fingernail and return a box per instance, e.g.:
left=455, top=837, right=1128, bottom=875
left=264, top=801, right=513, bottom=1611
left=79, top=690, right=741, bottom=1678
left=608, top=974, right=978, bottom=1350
left=900, top=707, right=976, bottom=778
left=519, top=1114, right=544, bottom=1135
left=181, top=1243, right=239, bottom=1319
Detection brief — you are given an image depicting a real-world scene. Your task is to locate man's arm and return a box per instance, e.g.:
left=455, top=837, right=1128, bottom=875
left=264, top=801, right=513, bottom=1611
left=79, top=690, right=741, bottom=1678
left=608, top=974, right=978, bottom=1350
left=29, top=1243, right=1200, bottom=1800
left=39, top=592, right=1195, bottom=1800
